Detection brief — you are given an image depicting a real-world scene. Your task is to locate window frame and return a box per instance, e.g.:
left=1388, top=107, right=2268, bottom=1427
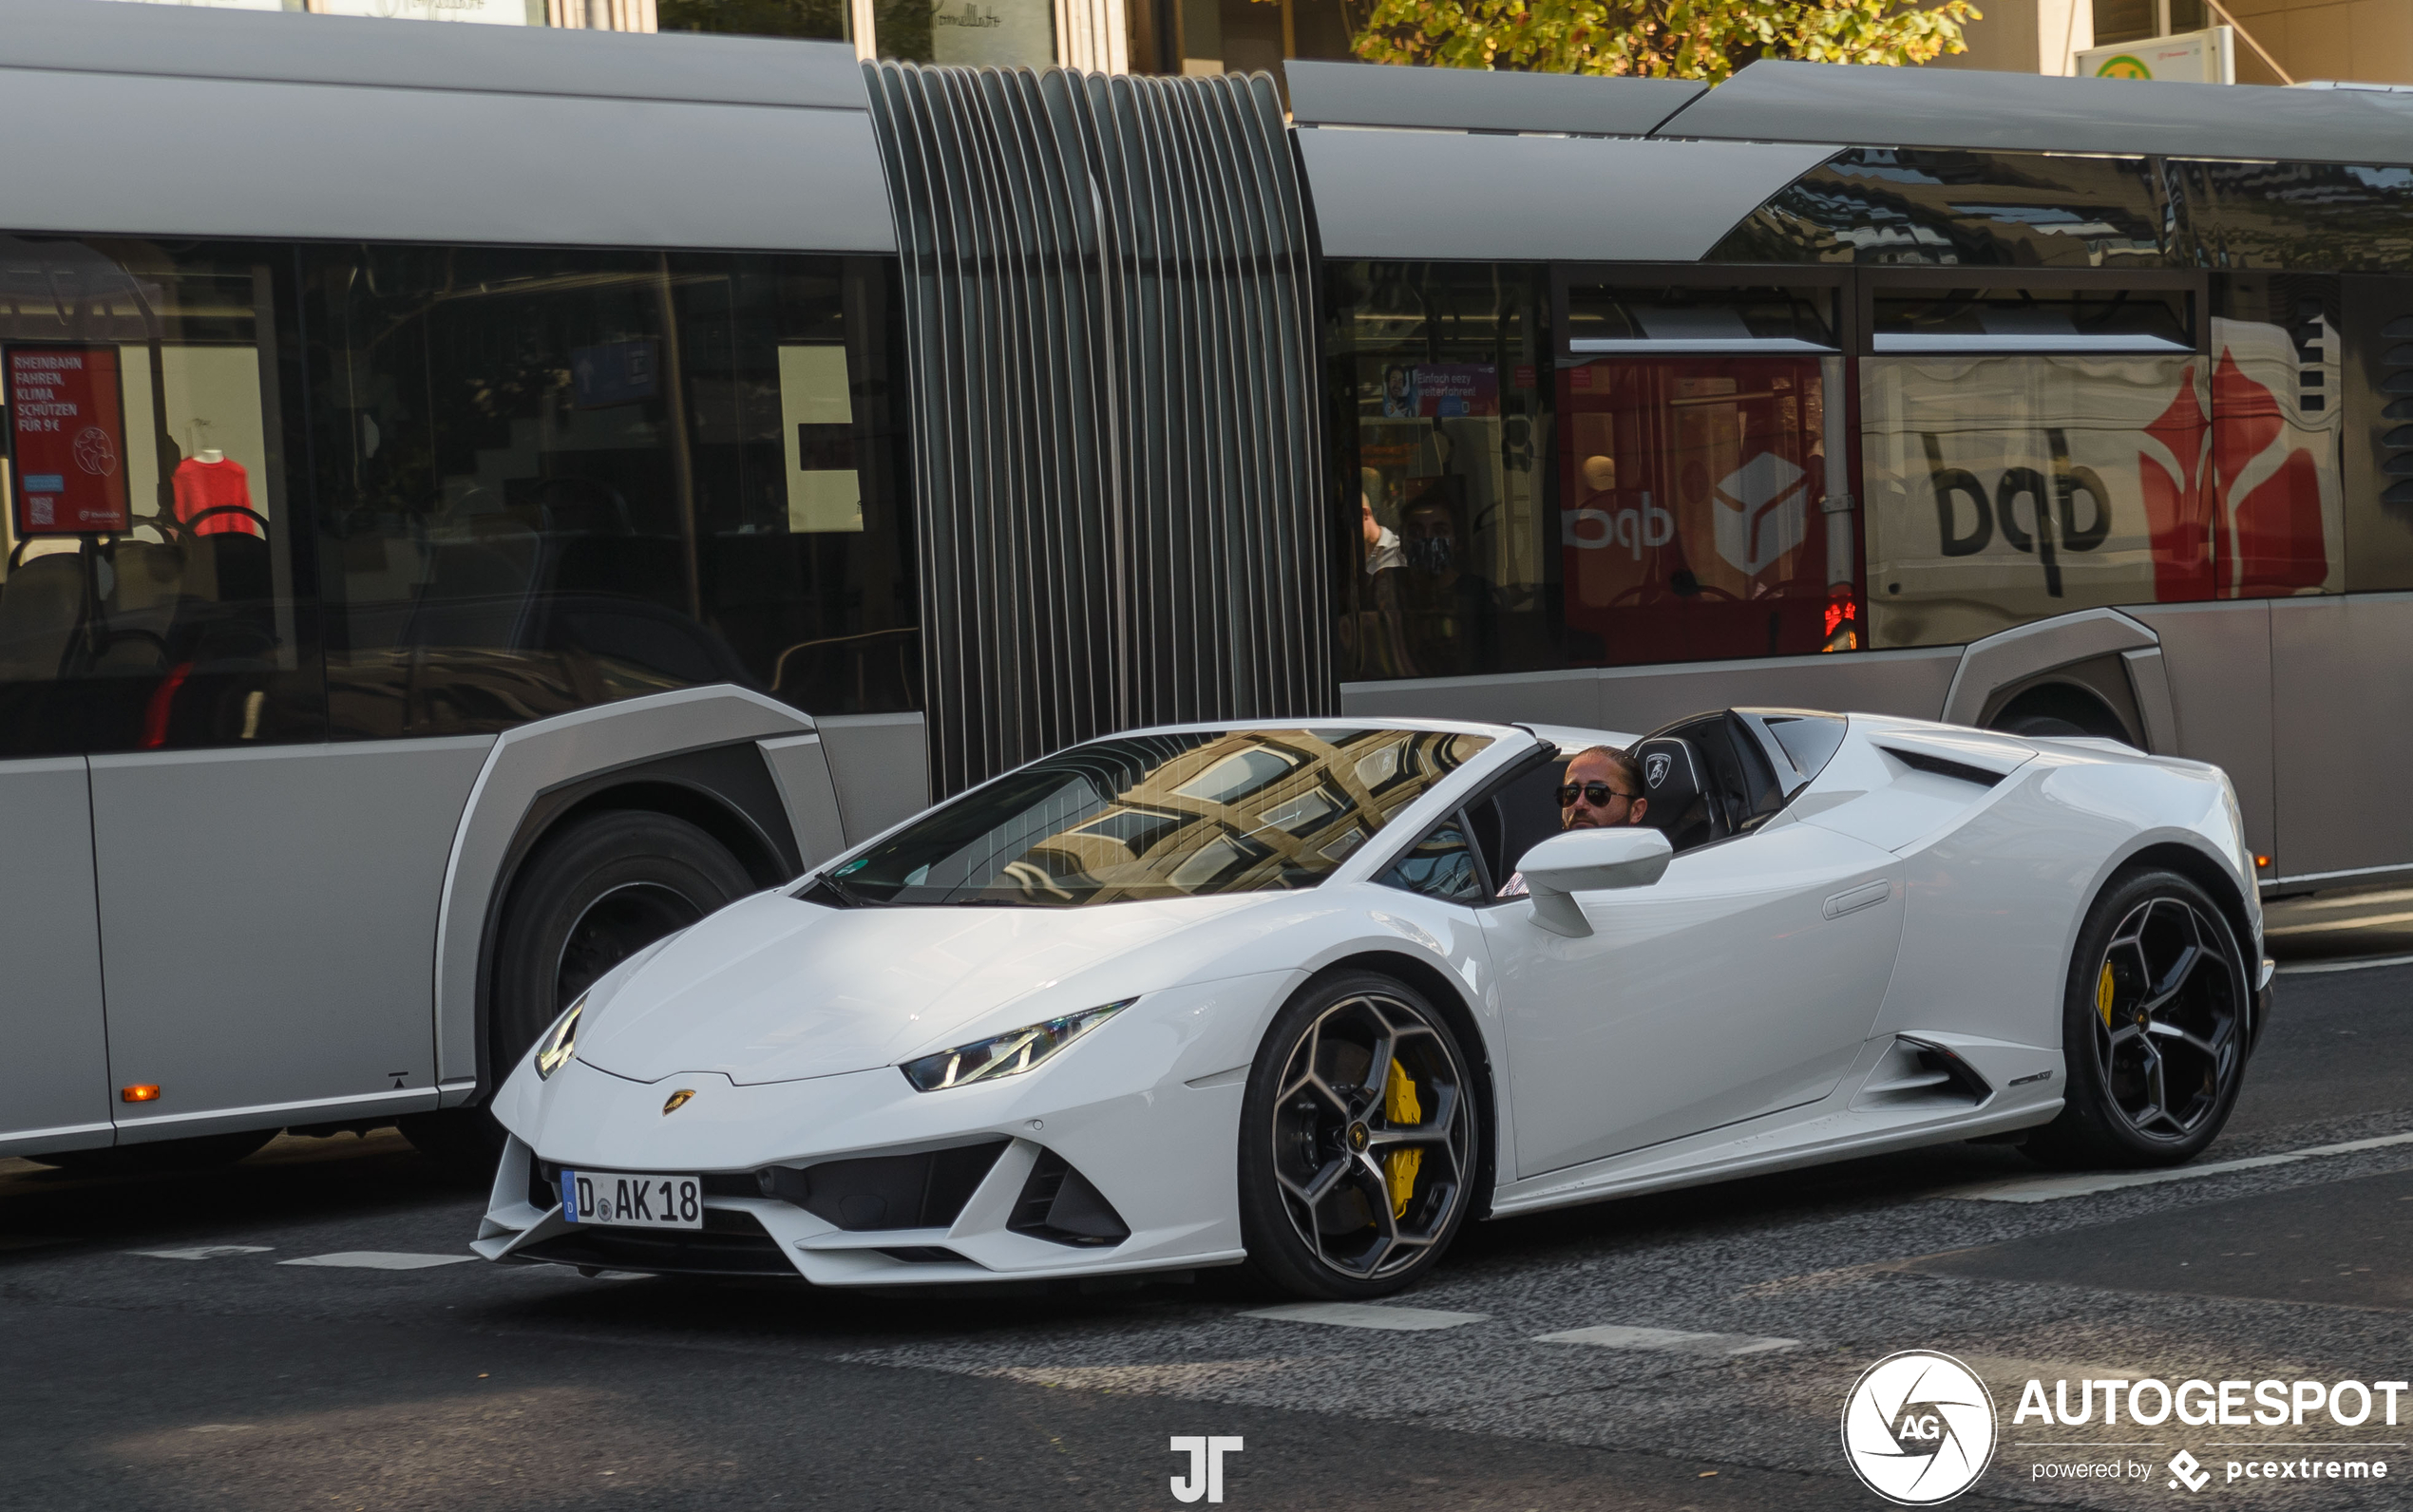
left=1552, top=263, right=1854, bottom=363
left=1856, top=266, right=2209, bottom=359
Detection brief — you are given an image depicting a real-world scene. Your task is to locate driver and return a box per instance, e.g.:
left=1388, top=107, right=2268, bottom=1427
left=1498, top=746, right=1649, bottom=898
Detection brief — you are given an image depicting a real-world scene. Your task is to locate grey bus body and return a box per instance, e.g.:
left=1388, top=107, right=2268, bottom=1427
left=2, top=0, right=2410, bottom=1163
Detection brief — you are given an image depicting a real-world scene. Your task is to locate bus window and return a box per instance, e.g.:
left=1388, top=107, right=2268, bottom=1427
left=1558, top=349, right=1857, bottom=666
left=306, top=247, right=916, bottom=740
left=1709, top=148, right=2176, bottom=270
left=0, top=236, right=317, bottom=756
left=1328, top=261, right=1555, bottom=682
left=1863, top=282, right=2342, bottom=649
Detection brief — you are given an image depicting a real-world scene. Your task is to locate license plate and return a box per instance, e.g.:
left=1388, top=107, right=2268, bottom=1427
left=560, top=1168, right=703, bottom=1230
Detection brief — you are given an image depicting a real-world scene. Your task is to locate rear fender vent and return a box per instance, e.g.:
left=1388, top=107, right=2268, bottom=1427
left=759, top=1139, right=1008, bottom=1232
left=1008, top=1150, right=1130, bottom=1248
left=1854, top=1036, right=1992, bottom=1110
left=1879, top=747, right=2004, bottom=789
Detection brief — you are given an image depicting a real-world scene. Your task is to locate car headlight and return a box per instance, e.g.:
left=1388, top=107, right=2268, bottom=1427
left=533, top=995, right=585, bottom=1081
left=900, top=999, right=1135, bottom=1092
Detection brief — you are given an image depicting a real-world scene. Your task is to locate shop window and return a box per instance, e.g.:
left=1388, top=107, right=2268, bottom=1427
left=0, top=236, right=318, bottom=756
left=872, top=0, right=1054, bottom=65
left=305, top=246, right=916, bottom=740
left=656, top=0, right=849, bottom=40
left=1329, top=261, right=1556, bottom=682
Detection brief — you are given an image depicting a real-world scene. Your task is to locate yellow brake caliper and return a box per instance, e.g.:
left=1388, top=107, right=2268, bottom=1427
left=2098, top=961, right=2118, bottom=1027
left=1381, top=1059, right=1422, bottom=1219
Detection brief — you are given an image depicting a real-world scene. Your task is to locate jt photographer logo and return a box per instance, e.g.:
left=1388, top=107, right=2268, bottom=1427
left=1842, top=1351, right=1998, bottom=1504
left=1168, top=1437, right=1242, bottom=1503
left=1842, top=1353, right=2406, bottom=1502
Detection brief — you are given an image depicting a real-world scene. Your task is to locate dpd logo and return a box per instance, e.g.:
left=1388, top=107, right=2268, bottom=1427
left=1841, top=1351, right=1998, bottom=1505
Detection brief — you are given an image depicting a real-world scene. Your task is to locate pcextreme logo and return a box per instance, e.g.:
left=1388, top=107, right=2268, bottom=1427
left=1842, top=1351, right=1998, bottom=1504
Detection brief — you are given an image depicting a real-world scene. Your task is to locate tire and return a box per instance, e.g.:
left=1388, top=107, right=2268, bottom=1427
left=488, top=809, right=754, bottom=1097
left=399, top=1107, right=508, bottom=1175
left=2024, top=868, right=2250, bottom=1169
left=1237, top=971, right=1480, bottom=1299
left=2000, top=713, right=2092, bottom=740
left=29, top=1127, right=276, bottom=1176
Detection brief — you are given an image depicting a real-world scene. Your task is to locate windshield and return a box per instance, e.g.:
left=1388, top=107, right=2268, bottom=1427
left=817, top=728, right=1494, bottom=907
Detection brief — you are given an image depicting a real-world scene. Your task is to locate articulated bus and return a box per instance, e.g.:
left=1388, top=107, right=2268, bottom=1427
left=2, top=0, right=2409, bottom=1170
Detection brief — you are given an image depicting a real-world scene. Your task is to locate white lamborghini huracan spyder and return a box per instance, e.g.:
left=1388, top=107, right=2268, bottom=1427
left=473, top=710, right=2269, bottom=1298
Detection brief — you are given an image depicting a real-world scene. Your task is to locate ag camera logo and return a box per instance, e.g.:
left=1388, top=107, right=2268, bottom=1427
left=1842, top=1351, right=1998, bottom=1504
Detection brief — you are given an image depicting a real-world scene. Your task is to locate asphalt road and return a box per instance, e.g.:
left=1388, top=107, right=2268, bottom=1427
left=6, top=955, right=2412, bottom=1512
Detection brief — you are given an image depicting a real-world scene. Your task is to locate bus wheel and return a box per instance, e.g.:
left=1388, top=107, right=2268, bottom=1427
left=411, top=810, right=751, bottom=1175
left=491, top=809, right=753, bottom=1094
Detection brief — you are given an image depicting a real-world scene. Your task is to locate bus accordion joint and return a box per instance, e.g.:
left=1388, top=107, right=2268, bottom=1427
left=120, top=1085, right=161, bottom=1104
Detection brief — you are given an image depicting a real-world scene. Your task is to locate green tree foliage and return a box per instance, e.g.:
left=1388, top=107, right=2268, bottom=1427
left=1350, top=0, right=1981, bottom=83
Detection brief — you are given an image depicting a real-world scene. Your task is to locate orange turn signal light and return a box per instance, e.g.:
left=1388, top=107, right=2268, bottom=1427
left=120, top=1085, right=161, bottom=1104
left=2254, top=856, right=2272, bottom=869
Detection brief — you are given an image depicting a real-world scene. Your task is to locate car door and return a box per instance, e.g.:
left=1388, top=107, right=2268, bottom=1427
left=1485, top=798, right=1905, bottom=1181
left=0, top=756, right=113, bottom=1155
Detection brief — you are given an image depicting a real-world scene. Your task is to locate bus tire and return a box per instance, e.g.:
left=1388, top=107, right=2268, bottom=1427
left=487, top=808, right=754, bottom=1091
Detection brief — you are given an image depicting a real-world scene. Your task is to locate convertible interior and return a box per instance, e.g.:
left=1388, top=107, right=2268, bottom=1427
left=1416, top=709, right=1847, bottom=899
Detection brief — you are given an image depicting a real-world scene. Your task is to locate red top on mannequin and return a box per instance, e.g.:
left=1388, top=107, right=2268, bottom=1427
left=172, top=454, right=261, bottom=537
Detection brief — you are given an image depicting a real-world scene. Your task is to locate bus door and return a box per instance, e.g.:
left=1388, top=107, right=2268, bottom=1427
left=1555, top=277, right=1859, bottom=671
left=0, top=758, right=111, bottom=1152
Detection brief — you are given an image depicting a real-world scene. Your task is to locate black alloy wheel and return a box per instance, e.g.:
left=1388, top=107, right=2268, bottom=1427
left=1238, top=972, right=1478, bottom=1298
left=400, top=808, right=752, bottom=1171
left=2026, top=868, right=2249, bottom=1168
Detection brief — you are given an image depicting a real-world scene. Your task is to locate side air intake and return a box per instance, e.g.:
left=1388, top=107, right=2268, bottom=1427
left=1853, top=1036, right=1992, bottom=1111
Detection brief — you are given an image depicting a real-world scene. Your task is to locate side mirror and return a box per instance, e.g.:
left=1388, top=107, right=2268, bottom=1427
left=1519, top=826, right=1672, bottom=937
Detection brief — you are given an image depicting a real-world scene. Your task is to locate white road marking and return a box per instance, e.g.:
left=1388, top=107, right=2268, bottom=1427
left=1937, top=1129, right=2413, bottom=1203
left=2279, top=953, right=2413, bottom=975
left=1534, top=1324, right=1799, bottom=1356
left=278, top=1251, right=476, bottom=1270
left=1243, top=1301, right=1489, bottom=1331
left=128, top=1245, right=273, bottom=1261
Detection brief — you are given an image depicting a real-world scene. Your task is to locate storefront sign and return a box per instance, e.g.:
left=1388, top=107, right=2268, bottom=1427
left=2077, top=28, right=2234, bottom=84
left=7, top=345, right=131, bottom=536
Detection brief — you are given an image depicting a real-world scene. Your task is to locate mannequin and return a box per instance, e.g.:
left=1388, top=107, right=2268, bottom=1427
left=172, top=444, right=259, bottom=538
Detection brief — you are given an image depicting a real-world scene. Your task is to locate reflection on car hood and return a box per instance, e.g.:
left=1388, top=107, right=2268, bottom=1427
left=571, top=890, right=1268, bottom=1086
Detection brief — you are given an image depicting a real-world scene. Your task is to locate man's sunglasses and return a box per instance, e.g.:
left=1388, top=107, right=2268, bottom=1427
left=1557, top=782, right=1639, bottom=808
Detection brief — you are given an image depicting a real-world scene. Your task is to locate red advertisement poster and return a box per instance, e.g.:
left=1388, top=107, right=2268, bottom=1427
left=8, top=345, right=130, bottom=535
